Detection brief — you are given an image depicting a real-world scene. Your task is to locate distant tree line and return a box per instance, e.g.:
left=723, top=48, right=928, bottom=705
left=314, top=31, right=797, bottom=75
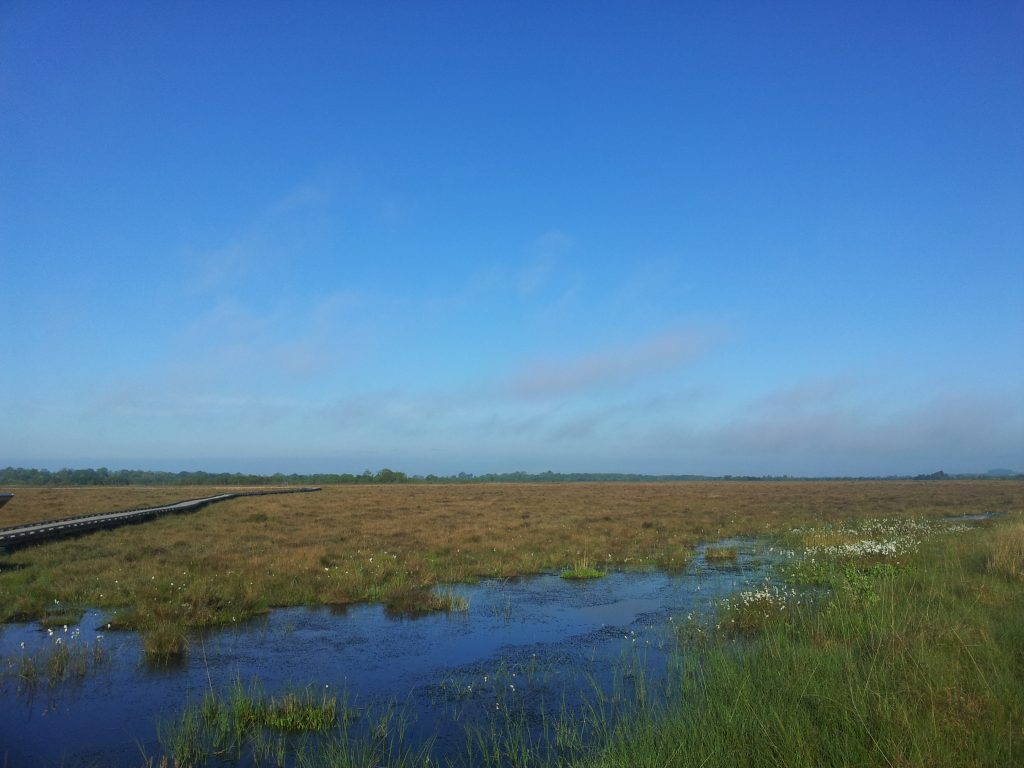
left=417, top=471, right=757, bottom=483
left=0, top=467, right=411, bottom=487
left=0, top=466, right=1018, bottom=487
left=0, top=467, right=807, bottom=486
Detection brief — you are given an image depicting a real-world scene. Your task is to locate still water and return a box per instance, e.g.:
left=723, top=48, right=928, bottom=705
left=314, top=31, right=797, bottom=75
left=0, top=540, right=775, bottom=766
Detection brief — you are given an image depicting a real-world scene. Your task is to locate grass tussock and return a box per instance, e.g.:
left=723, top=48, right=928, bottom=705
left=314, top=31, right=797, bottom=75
left=988, top=522, right=1024, bottom=580
left=384, top=587, right=469, bottom=617
left=142, top=622, right=188, bottom=662
left=151, top=680, right=430, bottom=768
left=704, top=546, right=738, bottom=562
left=717, top=582, right=800, bottom=635
left=1, top=625, right=108, bottom=690
left=561, top=553, right=605, bottom=580
left=200, top=680, right=340, bottom=734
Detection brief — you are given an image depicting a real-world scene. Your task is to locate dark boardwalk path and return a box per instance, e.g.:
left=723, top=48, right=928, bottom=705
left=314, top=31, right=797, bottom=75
left=0, top=488, right=320, bottom=551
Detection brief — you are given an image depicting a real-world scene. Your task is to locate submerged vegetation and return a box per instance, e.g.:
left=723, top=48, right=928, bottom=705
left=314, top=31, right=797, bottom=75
left=384, top=587, right=469, bottom=617
left=1, top=623, right=108, bottom=691
left=703, top=546, right=738, bottom=562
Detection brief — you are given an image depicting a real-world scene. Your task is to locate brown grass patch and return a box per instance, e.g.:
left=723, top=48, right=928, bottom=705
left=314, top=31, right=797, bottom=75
left=0, top=486, right=244, bottom=527
left=987, top=522, right=1024, bottom=580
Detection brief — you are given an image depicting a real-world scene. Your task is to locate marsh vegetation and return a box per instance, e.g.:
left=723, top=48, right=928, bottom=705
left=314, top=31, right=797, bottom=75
left=1, top=481, right=1019, bottom=657
left=0, top=481, right=1021, bottom=765
left=0, top=622, right=107, bottom=691
left=561, top=553, right=605, bottom=580
left=137, top=509, right=1023, bottom=767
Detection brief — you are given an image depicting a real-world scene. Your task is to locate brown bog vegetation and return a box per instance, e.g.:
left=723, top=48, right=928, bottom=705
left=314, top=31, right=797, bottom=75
left=0, top=486, right=249, bottom=527
left=1, top=481, right=1021, bottom=657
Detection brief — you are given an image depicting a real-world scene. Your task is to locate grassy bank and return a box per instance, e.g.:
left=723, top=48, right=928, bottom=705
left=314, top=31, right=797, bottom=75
left=1, top=482, right=1021, bottom=660
left=577, top=515, right=1024, bottom=767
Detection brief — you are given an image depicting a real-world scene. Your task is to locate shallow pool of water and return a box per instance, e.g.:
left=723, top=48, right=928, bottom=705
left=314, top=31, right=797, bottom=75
left=0, top=540, right=775, bottom=766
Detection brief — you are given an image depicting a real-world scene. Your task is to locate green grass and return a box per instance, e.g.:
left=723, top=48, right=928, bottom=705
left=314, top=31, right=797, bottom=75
left=561, top=566, right=605, bottom=580
left=574, top=515, right=1024, bottom=768
left=152, top=679, right=343, bottom=766
left=561, top=554, right=605, bottom=580
left=142, top=622, right=188, bottom=662
left=150, top=680, right=434, bottom=768
left=1, top=627, right=108, bottom=690
left=203, top=679, right=340, bottom=734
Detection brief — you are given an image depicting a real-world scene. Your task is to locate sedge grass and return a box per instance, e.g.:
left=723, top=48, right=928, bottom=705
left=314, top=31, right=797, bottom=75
left=561, top=553, right=605, bottom=580
left=1, top=626, right=108, bottom=690
left=575, top=514, right=1024, bottom=768
left=152, top=681, right=435, bottom=768
left=154, top=679, right=342, bottom=766
left=988, top=521, right=1024, bottom=580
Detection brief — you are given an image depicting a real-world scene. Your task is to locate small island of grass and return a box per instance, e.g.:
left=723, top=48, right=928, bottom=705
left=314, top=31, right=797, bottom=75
left=560, top=555, right=605, bottom=580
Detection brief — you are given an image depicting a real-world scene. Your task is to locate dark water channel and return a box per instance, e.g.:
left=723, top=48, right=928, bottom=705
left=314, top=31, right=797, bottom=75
left=1, top=540, right=777, bottom=766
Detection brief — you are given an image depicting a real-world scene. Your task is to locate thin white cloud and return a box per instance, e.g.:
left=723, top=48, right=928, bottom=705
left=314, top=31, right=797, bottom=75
left=689, top=382, right=1024, bottom=474
left=183, top=181, right=332, bottom=293
left=519, top=230, right=572, bottom=295
left=268, top=184, right=330, bottom=216
left=528, top=230, right=572, bottom=257
left=746, top=374, right=858, bottom=414
left=508, top=328, right=714, bottom=400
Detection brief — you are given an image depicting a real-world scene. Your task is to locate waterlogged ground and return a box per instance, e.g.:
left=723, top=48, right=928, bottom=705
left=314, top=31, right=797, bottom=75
left=0, top=539, right=775, bottom=766
left=3, top=511, right=1003, bottom=767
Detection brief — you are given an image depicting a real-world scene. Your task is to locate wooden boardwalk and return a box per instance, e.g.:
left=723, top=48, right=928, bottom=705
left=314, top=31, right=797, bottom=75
left=0, top=488, right=320, bottom=552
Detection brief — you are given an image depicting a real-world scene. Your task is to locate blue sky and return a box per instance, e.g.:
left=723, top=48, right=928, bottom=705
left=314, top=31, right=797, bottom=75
left=2, top=1, right=1022, bottom=476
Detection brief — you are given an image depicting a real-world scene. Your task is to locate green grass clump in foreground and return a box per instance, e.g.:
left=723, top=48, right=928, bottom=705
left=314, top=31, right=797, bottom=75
left=1, top=627, right=108, bottom=690
left=153, top=679, right=342, bottom=767
left=561, top=554, right=605, bottom=580
left=151, top=680, right=431, bottom=768
left=579, top=516, right=1024, bottom=768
